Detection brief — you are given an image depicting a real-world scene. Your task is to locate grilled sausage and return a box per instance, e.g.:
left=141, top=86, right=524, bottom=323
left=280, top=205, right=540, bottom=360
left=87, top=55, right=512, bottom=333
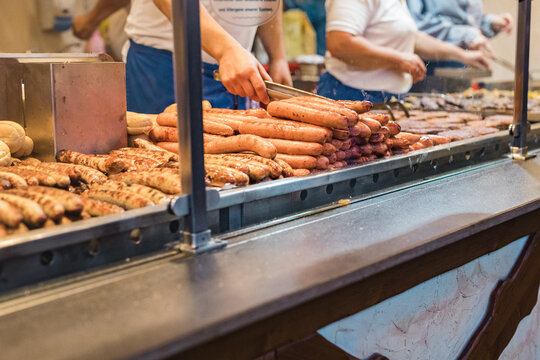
left=332, top=129, right=350, bottom=140
left=292, top=169, right=311, bottom=177
left=110, top=171, right=182, bottom=194
left=205, top=164, right=250, bottom=187
left=322, top=143, right=338, bottom=156
left=386, top=121, right=401, bottom=136
left=5, top=189, right=65, bottom=221
left=5, top=167, right=56, bottom=186
left=364, top=113, right=389, bottom=126
left=340, top=138, right=353, bottom=150
left=0, top=168, right=39, bottom=186
left=204, top=134, right=277, bottom=159
left=358, top=143, right=373, bottom=155
left=238, top=119, right=332, bottom=144
left=17, top=165, right=70, bottom=188
left=426, top=134, right=452, bottom=145
left=348, top=122, right=372, bottom=138
left=285, top=96, right=359, bottom=126
left=265, top=138, right=323, bottom=156
left=1, top=170, right=29, bottom=188
left=385, top=137, right=410, bottom=149
left=275, top=154, right=317, bottom=169
left=330, top=139, right=343, bottom=150
left=57, top=150, right=126, bottom=174
left=350, top=145, right=363, bottom=159
left=369, top=133, right=386, bottom=143
left=204, top=107, right=270, bottom=119
left=371, top=142, right=388, bottom=156
left=316, top=155, right=330, bottom=170
left=149, top=126, right=179, bottom=142
left=203, top=120, right=235, bottom=136
left=203, top=113, right=249, bottom=131
left=225, top=154, right=284, bottom=179
left=81, top=197, right=124, bottom=217
left=27, top=186, right=83, bottom=214
left=31, top=162, right=82, bottom=183
left=204, top=156, right=270, bottom=182
left=358, top=117, right=382, bottom=133
left=100, top=154, right=160, bottom=171
left=0, top=193, right=47, bottom=227
left=267, top=101, right=349, bottom=129
left=0, top=199, right=23, bottom=227
left=82, top=189, right=153, bottom=210
left=337, top=100, right=373, bottom=114
left=133, top=138, right=179, bottom=160
left=89, top=181, right=168, bottom=205
left=395, top=132, right=421, bottom=144
left=110, top=148, right=177, bottom=163
left=156, top=142, right=179, bottom=154
left=327, top=152, right=338, bottom=164
left=273, top=158, right=295, bottom=177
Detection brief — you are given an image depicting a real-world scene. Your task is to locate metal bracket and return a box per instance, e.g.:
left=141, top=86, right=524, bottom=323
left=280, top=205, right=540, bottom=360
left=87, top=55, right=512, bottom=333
left=178, top=230, right=226, bottom=254
left=508, top=146, right=536, bottom=161
left=170, top=189, right=220, bottom=216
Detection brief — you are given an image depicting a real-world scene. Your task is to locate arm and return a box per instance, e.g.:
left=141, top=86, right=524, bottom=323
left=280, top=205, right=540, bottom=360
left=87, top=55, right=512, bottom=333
left=153, top=0, right=270, bottom=103
left=326, top=31, right=426, bottom=83
left=407, top=0, right=480, bottom=48
left=414, top=31, right=490, bottom=70
left=257, top=10, right=292, bottom=86
left=72, top=0, right=130, bottom=39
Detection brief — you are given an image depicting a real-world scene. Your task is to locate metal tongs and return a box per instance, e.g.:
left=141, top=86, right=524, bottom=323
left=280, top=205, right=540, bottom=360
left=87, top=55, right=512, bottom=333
left=213, top=70, right=326, bottom=101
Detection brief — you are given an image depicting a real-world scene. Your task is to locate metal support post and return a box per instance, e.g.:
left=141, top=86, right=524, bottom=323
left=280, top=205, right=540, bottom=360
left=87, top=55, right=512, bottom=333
left=171, top=0, right=224, bottom=253
left=510, top=0, right=536, bottom=160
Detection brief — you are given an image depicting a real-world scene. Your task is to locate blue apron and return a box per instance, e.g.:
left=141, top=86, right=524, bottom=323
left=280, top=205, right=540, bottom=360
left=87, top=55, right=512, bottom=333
left=126, top=40, right=247, bottom=113
left=317, top=72, right=400, bottom=104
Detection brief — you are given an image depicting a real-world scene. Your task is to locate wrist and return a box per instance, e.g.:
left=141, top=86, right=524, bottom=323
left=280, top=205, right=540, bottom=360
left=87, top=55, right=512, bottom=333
left=455, top=48, right=468, bottom=63
left=213, top=39, right=243, bottom=63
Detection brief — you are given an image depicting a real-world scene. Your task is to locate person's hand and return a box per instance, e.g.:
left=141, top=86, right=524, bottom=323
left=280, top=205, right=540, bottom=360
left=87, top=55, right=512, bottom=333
left=469, top=34, right=496, bottom=59
left=268, top=58, right=293, bottom=87
left=460, top=50, right=491, bottom=71
left=218, top=45, right=271, bottom=104
left=491, top=13, right=513, bottom=34
left=72, top=13, right=98, bottom=40
left=397, top=53, right=426, bottom=83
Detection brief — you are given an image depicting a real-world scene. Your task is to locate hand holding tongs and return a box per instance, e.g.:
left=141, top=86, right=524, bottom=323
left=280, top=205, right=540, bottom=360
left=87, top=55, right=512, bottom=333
left=213, top=70, right=327, bottom=101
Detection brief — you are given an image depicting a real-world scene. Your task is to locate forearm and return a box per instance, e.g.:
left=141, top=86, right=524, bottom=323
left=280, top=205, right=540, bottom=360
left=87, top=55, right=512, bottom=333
left=326, top=31, right=403, bottom=71
left=153, top=0, right=171, bottom=20
left=257, top=11, right=287, bottom=63
left=414, top=31, right=465, bottom=62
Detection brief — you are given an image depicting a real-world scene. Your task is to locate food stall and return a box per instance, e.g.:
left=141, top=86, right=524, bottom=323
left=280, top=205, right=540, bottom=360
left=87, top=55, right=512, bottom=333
left=0, top=1, right=538, bottom=359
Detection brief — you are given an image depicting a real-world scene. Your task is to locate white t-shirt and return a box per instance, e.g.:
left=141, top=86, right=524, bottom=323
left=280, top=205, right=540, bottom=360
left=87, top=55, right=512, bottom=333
left=325, top=0, right=418, bottom=94
left=124, top=0, right=258, bottom=65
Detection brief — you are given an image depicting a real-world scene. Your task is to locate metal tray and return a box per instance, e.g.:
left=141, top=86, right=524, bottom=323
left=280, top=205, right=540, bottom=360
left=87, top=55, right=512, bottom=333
left=2, top=124, right=540, bottom=292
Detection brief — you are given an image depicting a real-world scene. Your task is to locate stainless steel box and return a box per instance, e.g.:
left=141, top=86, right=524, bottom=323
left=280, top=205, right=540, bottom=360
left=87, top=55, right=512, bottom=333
left=0, top=54, right=127, bottom=161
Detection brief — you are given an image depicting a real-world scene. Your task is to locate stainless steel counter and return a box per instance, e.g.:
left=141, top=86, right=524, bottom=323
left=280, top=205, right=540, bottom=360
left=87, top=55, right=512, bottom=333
left=1, top=151, right=539, bottom=360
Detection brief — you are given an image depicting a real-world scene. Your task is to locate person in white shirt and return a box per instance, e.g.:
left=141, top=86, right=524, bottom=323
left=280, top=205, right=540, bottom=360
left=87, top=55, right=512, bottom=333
left=73, top=0, right=291, bottom=113
left=318, top=0, right=490, bottom=103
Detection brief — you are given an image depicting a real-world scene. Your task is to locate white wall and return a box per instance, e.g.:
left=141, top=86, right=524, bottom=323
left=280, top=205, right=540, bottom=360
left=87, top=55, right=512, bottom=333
left=484, top=0, right=540, bottom=83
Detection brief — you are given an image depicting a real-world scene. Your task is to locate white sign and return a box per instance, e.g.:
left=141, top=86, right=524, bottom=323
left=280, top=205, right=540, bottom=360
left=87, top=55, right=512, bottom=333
left=209, top=0, right=280, bottom=27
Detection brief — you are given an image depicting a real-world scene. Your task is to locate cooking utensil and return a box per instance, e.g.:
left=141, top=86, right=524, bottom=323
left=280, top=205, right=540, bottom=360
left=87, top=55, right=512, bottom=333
left=213, top=70, right=326, bottom=100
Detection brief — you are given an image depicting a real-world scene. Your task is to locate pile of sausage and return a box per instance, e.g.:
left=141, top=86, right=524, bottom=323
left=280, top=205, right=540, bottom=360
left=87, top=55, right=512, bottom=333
left=197, top=97, right=412, bottom=173
left=0, top=160, right=128, bottom=237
